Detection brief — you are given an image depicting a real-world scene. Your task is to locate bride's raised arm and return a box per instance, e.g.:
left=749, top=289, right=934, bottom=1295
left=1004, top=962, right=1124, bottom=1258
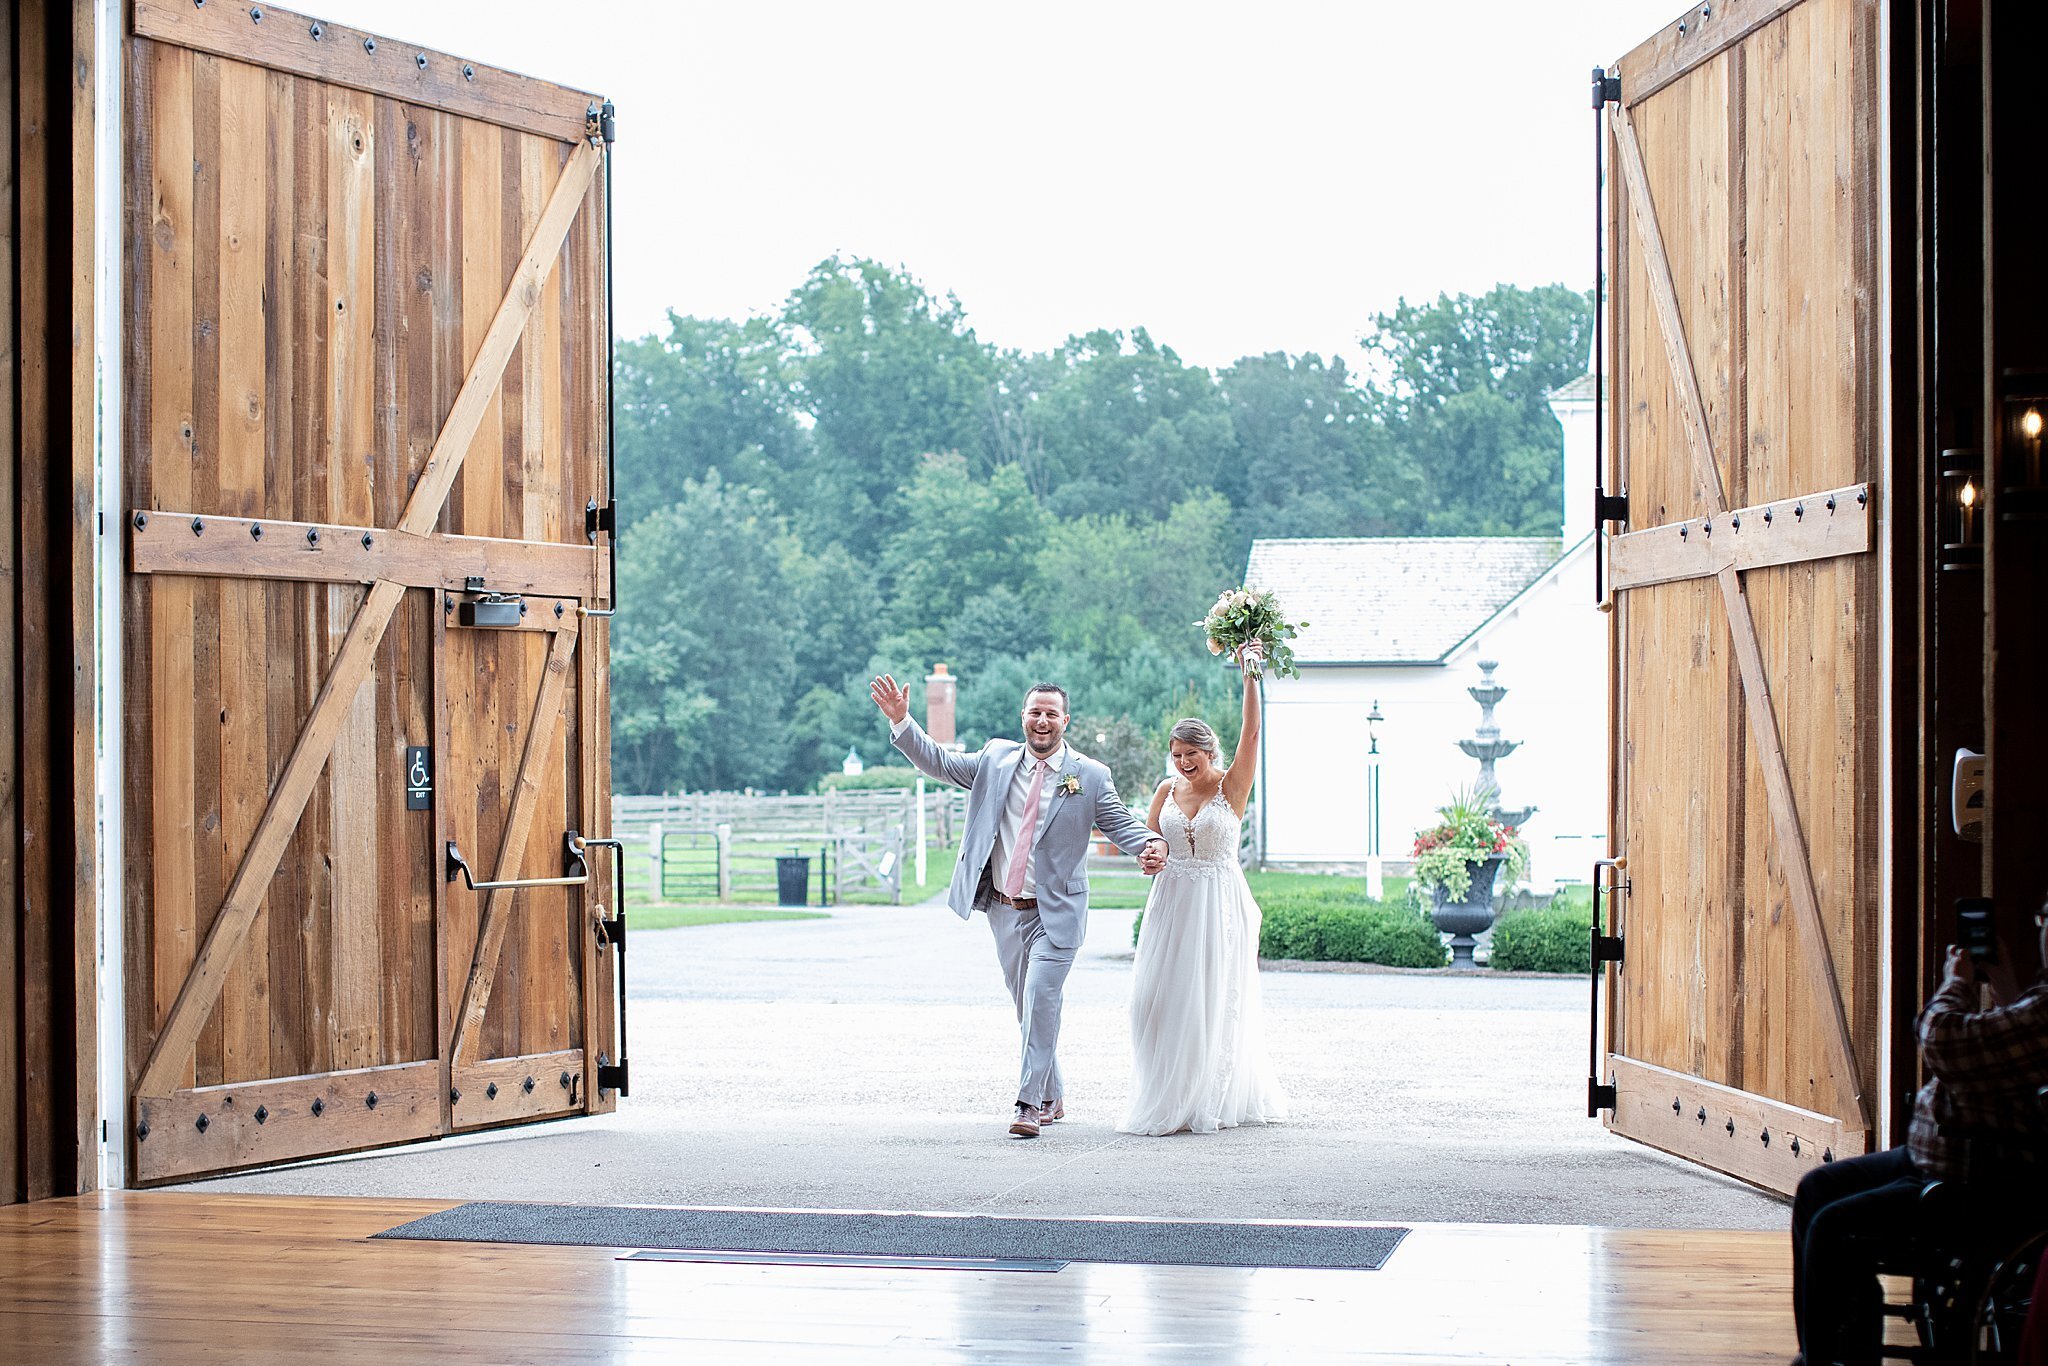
left=1221, top=646, right=1261, bottom=816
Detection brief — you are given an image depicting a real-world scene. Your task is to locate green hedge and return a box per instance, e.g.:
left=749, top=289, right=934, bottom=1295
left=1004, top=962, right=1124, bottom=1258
left=1133, top=891, right=1447, bottom=969
left=1487, top=902, right=1593, bottom=973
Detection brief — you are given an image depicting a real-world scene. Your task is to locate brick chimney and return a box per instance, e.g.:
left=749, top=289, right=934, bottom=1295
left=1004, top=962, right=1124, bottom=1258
left=925, top=664, right=957, bottom=749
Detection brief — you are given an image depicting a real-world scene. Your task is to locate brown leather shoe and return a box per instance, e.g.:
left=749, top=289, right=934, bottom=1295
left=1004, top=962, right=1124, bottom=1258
left=1008, top=1103, right=1041, bottom=1138
left=1039, top=1098, right=1064, bottom=1123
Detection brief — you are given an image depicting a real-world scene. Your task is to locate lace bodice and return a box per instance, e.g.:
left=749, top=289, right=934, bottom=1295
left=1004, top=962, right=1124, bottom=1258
left=1164, top=785, right=1242, bottom=869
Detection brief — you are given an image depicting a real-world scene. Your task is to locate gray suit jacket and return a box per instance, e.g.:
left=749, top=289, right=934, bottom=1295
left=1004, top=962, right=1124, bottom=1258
left=891, top=716, right=1160, bottom=950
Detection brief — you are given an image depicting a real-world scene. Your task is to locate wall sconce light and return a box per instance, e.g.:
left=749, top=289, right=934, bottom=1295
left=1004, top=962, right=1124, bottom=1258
left=1940, top=448, right=1984, bottom=570
left=1998, top=372, right=2048, bottom=524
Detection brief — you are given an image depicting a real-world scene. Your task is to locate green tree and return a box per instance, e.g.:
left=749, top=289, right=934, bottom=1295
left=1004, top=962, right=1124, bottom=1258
left=881, top=454, right=1046, bottom=631
left=1360, top=283, right=1592, bottom=534
left=782, top=257, right=999, bottom=555
left=609, top=472, right=796, bottom=792
left=1035, top=493, right=1234, bottom=659
left=612, top=312, right=806, bottom=530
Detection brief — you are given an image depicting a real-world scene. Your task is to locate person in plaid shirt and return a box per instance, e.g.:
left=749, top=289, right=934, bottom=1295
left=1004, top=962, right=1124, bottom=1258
left=1789, top=905, right=2048, bottom=1366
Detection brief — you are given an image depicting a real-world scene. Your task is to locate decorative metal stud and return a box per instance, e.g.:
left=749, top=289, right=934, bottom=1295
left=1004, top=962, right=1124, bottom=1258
left=522, top=1075, right=536, bottom=1095
left=1822, top=1147, right=1834, bottom=1163
left=254, top=1105, right=268, bottom=1125
left=1678, top=21, right=1687, bottom=34
left=364, top=36, right=377, bottom=53
left=134, top=512, right=149, bottom=531
left=1680, top=525, right=1688, bottom=541
left=365, top=1091, right=378, bottom=1110
left=310, top=1096, right=325, bottom=1117
left=1826, top=495, right=1837, bottom=512
left=1726, top=1117, right=1735, bottom=1136
left=519, top=601, right=529, bottom=616
left=1856, top=489, right=1868, bottom=507
left=486, top=1082, right=499, bottom=1100
left=1672, top=1097, right=1681, bottom=1115
left=1790, top=1136, right=1801, bottom=1156
left=307, top=527, right=320, bottom=546
left=416, top=53, right=429, bottom=70
left=251, top=523, right=264, bottom=540
left=136, top=1120, right=151, bottom=1141
left=1760, top=1128, right=1771, bottom=1147
left=1702, top=519, right=1713, bottom=537
left=1763, top=508, right=1773, bottom=525
left=1702, top=4, right=1712, bottom=17
left=1794, top=502, right=1805, bottom=519
left=362, top=532, right=374, bottom=549
left=554, top=602, right=565, bottom=618
left=450, top=1087, right=462, bottom=1104
left=192, top=517, right=206, bottom=536
left=559, top=1071, right=573, bottom=1090
left=249, top=6, right=262, bottom=22
left=1730, top=514, right=1741, bottom=530
left=462, top=64, right=475, bottom=81
left=310, top=21, right=323, bottom=39
left=1696, top=1106, right=1707, bottom=1125
left=195, top=1113, right=210, bottom=1133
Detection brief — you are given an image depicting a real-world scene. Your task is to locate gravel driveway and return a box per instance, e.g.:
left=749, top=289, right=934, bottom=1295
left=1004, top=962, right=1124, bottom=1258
left=179, top=897, right=1788, bottom=1231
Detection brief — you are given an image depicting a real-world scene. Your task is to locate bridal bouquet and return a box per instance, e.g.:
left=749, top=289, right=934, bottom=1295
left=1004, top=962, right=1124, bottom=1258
left=1197, top=588, right=1305, bottom=680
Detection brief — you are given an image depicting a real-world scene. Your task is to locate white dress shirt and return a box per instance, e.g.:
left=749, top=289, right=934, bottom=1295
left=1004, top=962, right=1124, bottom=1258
left=894, top=716, right=1063, bottom=898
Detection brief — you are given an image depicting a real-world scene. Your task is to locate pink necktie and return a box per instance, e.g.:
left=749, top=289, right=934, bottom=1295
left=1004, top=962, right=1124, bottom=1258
left=1003, top=758, right=1048, bottom=898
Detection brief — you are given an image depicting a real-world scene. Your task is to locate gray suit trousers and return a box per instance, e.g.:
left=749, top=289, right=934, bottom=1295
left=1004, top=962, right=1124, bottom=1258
left=986, top=892, right=1075, bottom=1107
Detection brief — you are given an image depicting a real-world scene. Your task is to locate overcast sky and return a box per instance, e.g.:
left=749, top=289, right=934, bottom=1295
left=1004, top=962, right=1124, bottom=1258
left=313, top=0, right=1678, bottom=372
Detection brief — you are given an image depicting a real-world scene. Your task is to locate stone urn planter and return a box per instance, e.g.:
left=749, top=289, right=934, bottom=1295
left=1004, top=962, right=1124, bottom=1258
left=1429, top=853, right=1507, bottom=968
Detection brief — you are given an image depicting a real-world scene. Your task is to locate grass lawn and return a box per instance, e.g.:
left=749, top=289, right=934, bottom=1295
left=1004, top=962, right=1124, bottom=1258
left=618, top=839, right=963, bottom=916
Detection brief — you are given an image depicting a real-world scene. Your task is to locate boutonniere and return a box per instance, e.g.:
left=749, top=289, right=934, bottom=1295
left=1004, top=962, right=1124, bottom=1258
left=1057, top=772, right=1082, bottom=797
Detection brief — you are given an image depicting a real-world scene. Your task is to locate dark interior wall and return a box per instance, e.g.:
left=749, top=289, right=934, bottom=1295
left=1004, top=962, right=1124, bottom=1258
left=0, top=0, right=97, bottom=1208
left=1982, top=0, right=2048, bottom=970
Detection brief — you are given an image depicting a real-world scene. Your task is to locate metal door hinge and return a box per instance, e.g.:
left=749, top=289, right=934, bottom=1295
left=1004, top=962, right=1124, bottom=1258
left=1592, top=932, right=1625, bottom=964
left=1594, top=489, right=1629, bottom=527
left=1592, top=67, right=1622, bottom=108
left=1588, top=1080, right=1617, bottom=1115
left=597, top=1054, right=629, bottom=1097
left=585, top=497, right=616, bottom=541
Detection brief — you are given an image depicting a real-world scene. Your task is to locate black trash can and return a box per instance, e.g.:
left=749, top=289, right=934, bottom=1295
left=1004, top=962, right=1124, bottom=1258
left=775, top=854, right=811, bottom=907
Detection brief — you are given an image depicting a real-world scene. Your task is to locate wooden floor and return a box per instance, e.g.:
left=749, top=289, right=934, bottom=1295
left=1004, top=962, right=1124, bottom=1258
left=0, top=1192, right=1797, bottom=1362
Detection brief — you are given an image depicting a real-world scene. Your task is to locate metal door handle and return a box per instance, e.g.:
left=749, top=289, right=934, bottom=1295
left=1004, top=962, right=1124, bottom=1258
left=446, top=830, right=593, bottom=891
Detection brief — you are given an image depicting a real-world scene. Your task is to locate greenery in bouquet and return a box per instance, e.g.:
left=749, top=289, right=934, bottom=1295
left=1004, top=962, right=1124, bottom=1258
left=1410, top=786, right=1529, bottom=902
left=1197, top=588, right=1305, bottom=679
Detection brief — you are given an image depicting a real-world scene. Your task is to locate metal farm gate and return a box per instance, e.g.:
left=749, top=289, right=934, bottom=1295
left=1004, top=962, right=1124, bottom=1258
left=119, top=1, right=620, bottom=1183
left=1593, top=0, right=1884, bottom=1195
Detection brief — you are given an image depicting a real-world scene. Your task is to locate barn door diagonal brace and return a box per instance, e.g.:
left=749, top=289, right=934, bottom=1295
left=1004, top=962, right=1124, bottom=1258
left=1609, top=100, right=1871, bottom=1133
left=133, top=140, right=603, bottom=1104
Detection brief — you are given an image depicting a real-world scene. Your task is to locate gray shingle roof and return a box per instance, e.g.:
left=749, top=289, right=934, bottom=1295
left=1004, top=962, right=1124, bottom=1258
left=1547, top=372, right=1604, bottom=403
left=1244, top=537, right=1561, bottom=665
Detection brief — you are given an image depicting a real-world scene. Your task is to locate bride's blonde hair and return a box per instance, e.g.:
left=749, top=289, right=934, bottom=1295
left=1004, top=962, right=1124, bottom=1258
left=1169, top=717, right=1221, bottom=758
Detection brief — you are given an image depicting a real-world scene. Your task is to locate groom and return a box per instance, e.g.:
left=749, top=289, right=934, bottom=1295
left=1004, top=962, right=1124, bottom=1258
left=870, top=675, right=1168, bottom=1137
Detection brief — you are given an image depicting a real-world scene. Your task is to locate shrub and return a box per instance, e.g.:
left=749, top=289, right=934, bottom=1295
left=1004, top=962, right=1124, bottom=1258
left=818, top=767, right=924, bottom=791
left=1133, top=893, right=1447, bottom=969
left=1488, top=902, right=1593, bottom=973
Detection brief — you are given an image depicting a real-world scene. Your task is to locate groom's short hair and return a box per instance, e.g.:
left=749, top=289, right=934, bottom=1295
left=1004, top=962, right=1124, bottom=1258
left=1022, top=682, right=1069, bottom=714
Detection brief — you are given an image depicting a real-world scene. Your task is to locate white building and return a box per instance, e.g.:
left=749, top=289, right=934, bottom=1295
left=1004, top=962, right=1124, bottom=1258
left=1245, top=373, right=1607, bottom=890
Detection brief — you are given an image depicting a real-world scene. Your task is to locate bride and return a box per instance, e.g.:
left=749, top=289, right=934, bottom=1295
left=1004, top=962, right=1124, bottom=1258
left=1119, top=642, right=1290, bottom=1136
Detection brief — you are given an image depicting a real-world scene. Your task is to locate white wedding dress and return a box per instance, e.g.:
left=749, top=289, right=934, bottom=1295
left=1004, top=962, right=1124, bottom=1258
left=1119, top=783, right=1289, bottom=1136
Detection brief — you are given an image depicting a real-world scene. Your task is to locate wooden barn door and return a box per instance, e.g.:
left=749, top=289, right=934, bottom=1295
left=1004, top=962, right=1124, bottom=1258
left=120, top=1, right=618, bottom=1184
left=1593, top=0, right=1883, bottom=1195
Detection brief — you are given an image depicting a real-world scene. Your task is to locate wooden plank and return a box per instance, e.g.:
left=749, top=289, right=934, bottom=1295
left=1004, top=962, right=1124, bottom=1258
left=1607, top=482, right=1874, bottom=590
left=129, top=511, right=606, bottom=597
left=0, top=0, right=18, bottom=1203
left=215, top=55, right=272, bottom=1088
left=132, top=579, right=406, bottom=1100
left=402, top=139, right=597, bottom=538
left=132, top=1061, right=442, bottom=1185
left=450, top=1049, right=584, bottom=1130
left=1610, top=1054, right=1867, bottom=1196
left=1614, top=0, right=1810, bottom=109
left=134, top=106, right=599, bottom=1104
left=1611, top=96, right=1870, bottom=1131
left=132, top=0, right=601, bottom=145
left=448, top=627, right=579, bottom=1072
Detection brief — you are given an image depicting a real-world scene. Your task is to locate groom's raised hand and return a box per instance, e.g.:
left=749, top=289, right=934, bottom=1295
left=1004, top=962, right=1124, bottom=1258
left=869, top=674, right=911, bottom=726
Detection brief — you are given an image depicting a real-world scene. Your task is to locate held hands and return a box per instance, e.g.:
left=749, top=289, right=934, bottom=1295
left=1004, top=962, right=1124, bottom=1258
left=1137, top=839, right=1168, bottom=875
left=869, top=674, right=910, bottom=726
